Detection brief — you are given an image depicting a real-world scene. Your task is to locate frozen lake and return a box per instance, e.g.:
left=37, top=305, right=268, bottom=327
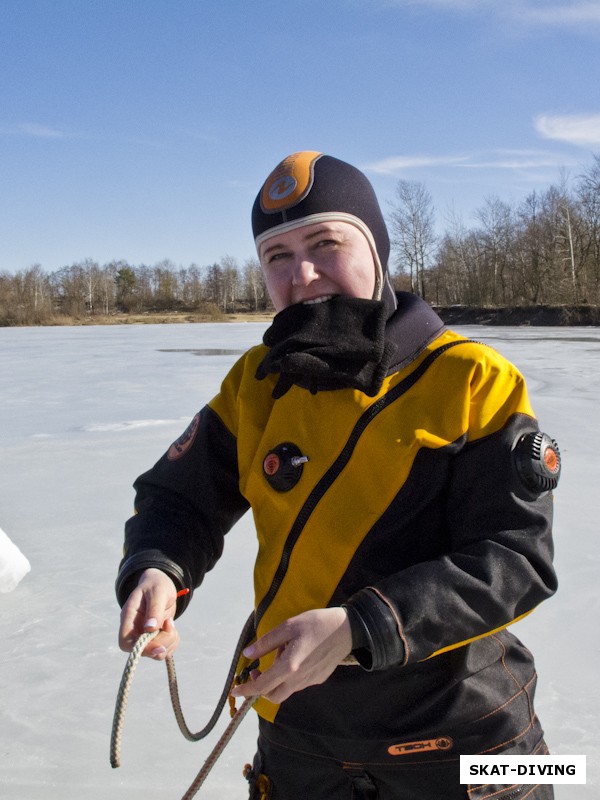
left=0, top=322, right=598, bottom=799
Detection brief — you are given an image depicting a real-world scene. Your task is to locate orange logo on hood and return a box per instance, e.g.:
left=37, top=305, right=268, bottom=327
left=261, top=151, right=322, bottom=213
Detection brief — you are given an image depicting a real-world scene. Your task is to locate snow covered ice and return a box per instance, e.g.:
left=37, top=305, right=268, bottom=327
left=0, top=322, right=598, bottom=799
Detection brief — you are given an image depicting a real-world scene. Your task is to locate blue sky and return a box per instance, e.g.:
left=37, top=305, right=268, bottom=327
left=1, top=0, right=599, bottom=273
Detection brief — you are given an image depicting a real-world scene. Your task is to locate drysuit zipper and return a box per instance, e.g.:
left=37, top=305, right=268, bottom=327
left=254, top=338, right=474, bottom=629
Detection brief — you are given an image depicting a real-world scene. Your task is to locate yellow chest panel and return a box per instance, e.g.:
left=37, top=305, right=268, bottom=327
left=211, top=331, right=532, bottom=630
left=209, top=330, right=533, bottom=720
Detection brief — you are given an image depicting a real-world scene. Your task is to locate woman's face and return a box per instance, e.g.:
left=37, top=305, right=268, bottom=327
left=259, top=220, right=377, bottom=312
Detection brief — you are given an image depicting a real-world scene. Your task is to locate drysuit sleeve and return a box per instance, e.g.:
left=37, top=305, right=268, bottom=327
left=344, top=359, right=558, bottom=670
left=115, top=404, right=250, bottom=617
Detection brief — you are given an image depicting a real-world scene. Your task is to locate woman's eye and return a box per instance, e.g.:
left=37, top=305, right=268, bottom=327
left=267, top=252, right=288, bottom=264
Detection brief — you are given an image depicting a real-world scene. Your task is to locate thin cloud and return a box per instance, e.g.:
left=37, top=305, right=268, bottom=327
left=364, top=149, right=574, bottom=175
left=535, top=113, right=600, bottom=146
left=365, top=154, right=471, bottom=173
left=463, top=149, right=580, bottom=169
left=17, top=123, right=68, bottom=139
left=377, top=0, right=600, bottom=28
left=377, top=0, right=496, bottom=9
left=0, top=122, right=70, bottom=139
left=516, top=2, right=600, bottom=26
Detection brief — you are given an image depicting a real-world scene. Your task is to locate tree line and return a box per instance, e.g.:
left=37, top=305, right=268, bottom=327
left=0, top=256, right=272, bottom=325
left=389, top=155, right=600, bottom=308
left=1, top=154, right=599, bottom=325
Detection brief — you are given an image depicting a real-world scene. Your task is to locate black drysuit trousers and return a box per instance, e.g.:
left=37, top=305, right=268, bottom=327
left=245, top=717, right=554, bottom=800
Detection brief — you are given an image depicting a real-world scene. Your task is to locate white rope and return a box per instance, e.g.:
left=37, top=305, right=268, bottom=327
left=110, top=630, right=160, bottom=768
left=110, top=624, right=256, bottom=798
left=179, top=697, right=256, bottom=800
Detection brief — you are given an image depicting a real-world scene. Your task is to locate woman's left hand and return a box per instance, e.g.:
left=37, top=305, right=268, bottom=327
left=230, top=607, right=352, bottom=705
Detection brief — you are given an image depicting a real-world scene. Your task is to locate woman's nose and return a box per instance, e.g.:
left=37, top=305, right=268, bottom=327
left=292, top=257, right=319, bottom=286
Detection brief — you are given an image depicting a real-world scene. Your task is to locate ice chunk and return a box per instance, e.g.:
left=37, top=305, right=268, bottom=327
left=0, top=526, right=31, bottom=592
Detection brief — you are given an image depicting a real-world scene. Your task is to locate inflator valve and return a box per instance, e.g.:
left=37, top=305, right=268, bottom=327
left=263, top=442, right=309, bottom=492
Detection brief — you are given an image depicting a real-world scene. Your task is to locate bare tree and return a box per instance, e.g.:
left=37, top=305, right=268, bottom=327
left=204, top=263, right=224, bottom=308
left=575, top=156, right=600, bottom=303
left=243, top=257, right=270, bottom=311
left=152, top=259, right=179, bottom=309
left=178, top=264, right=204, bottom=308
left=433, top=206, right=479, bottom=306
left=388, top=180, right=436, bottom=299
left=53, top=263, right=88, bottom=316
left=220, top=255, right=240, bottom=313
left=475, top=196, right=514, bottom=304
left=515, top=191, right=552, bottom=304
left=0, top=265, right=54, bottom=324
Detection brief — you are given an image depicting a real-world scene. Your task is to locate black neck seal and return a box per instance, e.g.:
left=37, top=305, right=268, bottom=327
left=256, top=295, right=397, bottom=399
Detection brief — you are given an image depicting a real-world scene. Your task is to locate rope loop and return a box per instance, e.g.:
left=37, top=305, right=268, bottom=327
left=110, top=614, right=256, bottom=798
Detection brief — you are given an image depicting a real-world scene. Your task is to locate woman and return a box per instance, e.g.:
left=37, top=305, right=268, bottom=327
left=117, top=151, right=559, bottom=799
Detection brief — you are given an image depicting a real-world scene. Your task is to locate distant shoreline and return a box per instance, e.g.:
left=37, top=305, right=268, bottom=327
left=435, top=304, right=600, bottom=327
left=2, top=305, right=599, bottom=328
left=0, top=311, right=276, bottom=327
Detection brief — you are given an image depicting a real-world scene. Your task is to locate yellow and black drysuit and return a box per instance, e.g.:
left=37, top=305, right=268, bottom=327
left=116, top=293, right=558, bottom=800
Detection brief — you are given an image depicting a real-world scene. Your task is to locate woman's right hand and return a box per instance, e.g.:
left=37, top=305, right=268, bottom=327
left=118, top=568, right=181, bottom=660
